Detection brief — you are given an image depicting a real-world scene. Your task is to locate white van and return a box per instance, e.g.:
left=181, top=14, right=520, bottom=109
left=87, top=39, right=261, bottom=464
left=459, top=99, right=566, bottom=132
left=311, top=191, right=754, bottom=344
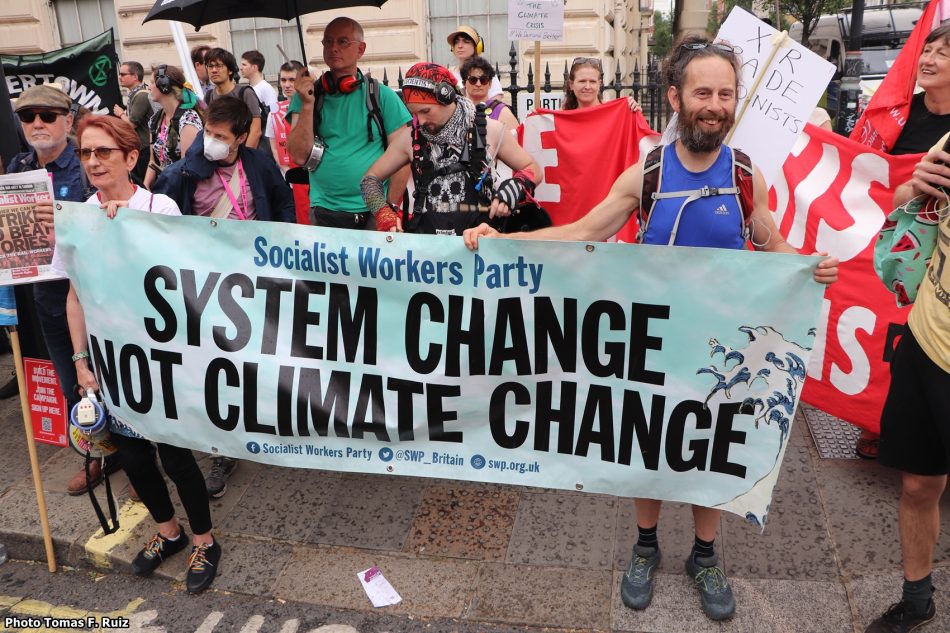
left=788, top=4, right=924, bottom=75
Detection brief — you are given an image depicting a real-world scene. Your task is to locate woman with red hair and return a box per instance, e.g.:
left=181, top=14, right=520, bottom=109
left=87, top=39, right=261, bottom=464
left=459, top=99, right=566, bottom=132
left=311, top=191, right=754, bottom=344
left=58, top=115, right=223, bottom=594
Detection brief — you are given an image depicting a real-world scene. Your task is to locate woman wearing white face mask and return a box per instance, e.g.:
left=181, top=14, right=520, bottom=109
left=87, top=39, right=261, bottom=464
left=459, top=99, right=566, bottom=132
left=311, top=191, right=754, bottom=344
left=152, top=96, right=296, bottom=222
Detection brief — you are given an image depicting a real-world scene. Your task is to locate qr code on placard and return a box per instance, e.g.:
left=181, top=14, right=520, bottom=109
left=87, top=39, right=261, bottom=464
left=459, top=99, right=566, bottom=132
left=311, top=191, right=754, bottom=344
left=42, top=417, right=52, bottom=432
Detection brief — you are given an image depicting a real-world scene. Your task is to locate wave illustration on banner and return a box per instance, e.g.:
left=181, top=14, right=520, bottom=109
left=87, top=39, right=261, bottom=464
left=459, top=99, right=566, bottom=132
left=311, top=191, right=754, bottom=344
left=697, top=325, right=814, bottom=527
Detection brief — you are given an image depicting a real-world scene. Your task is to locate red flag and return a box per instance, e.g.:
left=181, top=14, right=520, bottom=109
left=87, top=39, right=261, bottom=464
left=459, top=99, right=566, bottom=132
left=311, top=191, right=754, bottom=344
left=773, top=124, right=918, bottom=431
left=515, top=107, right=920, bottom=432
left=518, top=99, right=659, bottom=240
left=849, top=0, right=950, bottom=150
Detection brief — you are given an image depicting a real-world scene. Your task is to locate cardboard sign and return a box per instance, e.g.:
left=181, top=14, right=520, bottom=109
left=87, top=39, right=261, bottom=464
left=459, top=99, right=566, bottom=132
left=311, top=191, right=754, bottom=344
left=25, top=358, right=68, bottom=447
left=717, top=7, right=836, bottom=185
left=508, top=0, right=564, bottom=41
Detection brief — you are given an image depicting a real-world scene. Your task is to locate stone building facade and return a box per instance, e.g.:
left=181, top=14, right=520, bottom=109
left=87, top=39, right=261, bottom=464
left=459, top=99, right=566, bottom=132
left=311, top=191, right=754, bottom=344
left=0, top=0, right=675, bottom=88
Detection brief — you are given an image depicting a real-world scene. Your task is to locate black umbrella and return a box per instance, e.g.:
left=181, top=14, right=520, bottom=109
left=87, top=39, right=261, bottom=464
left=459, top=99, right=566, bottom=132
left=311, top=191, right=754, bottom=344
left=144, top=0, right=388, bottom=61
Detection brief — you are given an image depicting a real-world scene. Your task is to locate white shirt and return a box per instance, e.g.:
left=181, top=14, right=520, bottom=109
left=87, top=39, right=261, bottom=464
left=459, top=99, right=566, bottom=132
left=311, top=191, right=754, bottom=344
left=252, top=80, right=280, bottom=113
left=50, top=188, right=181, bottom=277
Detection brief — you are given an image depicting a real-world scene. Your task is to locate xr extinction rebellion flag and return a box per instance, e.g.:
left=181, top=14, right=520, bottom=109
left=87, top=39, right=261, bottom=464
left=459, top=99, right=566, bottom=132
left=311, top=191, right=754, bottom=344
left=2, top=30, right=121, bottom=115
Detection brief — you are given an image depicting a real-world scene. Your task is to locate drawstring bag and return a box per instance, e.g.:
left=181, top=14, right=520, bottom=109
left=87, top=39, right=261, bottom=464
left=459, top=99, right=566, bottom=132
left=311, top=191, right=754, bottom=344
left=873, top=190, right=947, bottom=307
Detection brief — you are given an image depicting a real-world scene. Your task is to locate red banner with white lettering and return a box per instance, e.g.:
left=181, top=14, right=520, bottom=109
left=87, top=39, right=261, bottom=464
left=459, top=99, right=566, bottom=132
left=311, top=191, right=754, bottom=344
left=520, top=106, right=919, bottom=432
left=774, top=125, right=917, bottom=431
left=519, top=98, right=659, bottom=240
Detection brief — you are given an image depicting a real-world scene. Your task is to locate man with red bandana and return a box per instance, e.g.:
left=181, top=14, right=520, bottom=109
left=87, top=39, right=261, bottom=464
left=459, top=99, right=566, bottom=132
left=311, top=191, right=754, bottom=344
left=360, top=62, right=540, bottom=235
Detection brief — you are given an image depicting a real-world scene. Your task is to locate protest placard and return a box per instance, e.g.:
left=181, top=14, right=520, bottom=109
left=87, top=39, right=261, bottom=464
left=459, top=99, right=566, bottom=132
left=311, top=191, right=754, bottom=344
left=508, top=0, right=564, bottom=41
left=517, top=91, right=565, bottom=119
left=718, top=7, right=836, bottom=185
left=25, top=359, right=68, bottom=447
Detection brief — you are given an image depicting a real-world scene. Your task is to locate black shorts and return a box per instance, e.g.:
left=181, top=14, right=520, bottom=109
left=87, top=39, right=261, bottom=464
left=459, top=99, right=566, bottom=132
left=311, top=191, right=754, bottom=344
left=878, top=324, right=950, bottom=476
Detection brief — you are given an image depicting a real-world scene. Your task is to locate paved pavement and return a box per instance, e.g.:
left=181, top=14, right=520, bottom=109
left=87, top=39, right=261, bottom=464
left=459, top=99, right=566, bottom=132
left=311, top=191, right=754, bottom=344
left=1, top=353, right=949, bottom=632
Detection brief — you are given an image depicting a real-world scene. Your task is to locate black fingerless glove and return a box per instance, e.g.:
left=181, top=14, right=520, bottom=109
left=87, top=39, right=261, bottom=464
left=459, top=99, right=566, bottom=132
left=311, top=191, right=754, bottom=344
left=493, top=170, right=535, bottom=210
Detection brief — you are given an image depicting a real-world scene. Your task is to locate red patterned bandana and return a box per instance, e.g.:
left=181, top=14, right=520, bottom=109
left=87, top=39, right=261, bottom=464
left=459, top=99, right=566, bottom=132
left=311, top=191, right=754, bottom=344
left=403, top=62, right=457, bottom=104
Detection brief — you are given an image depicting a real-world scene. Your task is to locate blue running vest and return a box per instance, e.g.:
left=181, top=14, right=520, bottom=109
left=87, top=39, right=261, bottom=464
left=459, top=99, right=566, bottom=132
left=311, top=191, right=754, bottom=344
left=641, top=145, right=746, bottom=250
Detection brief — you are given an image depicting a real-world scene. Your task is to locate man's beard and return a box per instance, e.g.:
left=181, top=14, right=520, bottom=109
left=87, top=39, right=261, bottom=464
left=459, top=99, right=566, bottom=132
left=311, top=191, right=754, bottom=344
left=677, top=101, right=734, bottom=153
left=30, top=136, right=65, bottom=153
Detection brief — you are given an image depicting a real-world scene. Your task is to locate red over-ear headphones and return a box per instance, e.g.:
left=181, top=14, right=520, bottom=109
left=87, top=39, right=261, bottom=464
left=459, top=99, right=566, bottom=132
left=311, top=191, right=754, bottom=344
left=318, top=71, right=362, bottom=95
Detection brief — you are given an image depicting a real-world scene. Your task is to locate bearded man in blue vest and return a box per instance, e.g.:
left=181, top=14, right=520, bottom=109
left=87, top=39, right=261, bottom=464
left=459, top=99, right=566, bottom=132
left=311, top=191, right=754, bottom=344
left=464, top=35, right=840, bottom=621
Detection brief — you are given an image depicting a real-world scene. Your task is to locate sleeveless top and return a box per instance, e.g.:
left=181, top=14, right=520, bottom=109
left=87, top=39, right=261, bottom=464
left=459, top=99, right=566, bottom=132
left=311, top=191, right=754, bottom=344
left=641, top=145, right=746, bottom=250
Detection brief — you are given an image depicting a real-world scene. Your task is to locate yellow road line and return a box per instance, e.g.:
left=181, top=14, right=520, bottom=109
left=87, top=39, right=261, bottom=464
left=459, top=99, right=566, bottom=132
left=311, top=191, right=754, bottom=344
left=2, top=597, right=146, bottom=632
left=84, top=500, right=152, bottom=568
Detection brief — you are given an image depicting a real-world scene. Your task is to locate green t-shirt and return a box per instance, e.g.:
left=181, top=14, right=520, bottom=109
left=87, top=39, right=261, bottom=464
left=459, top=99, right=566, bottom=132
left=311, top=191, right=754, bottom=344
left=288, top=79, right=410, bottom=212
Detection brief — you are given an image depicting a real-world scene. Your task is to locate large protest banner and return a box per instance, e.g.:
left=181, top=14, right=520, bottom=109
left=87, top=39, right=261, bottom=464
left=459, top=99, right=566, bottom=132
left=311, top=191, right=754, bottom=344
left=58, top=202, right=825, bottom=523
left=774, top=124, right=916, bottom=432
left=2, top=30, right=121, bottom=115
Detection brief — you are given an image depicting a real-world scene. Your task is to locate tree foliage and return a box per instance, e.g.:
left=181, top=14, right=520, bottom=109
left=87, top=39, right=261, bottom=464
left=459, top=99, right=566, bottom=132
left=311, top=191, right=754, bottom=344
left=651, top=9, right=674, bottom=58
left=782, top=0, right=849, bottom=45
left=708, top=0, right=754, bottom=35
left=706, top=0, right=849, bottom=46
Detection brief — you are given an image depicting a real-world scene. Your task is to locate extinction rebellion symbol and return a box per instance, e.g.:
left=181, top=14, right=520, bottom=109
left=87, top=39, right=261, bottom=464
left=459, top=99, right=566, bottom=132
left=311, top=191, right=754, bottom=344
left=88, top=55, right=113, bottom=87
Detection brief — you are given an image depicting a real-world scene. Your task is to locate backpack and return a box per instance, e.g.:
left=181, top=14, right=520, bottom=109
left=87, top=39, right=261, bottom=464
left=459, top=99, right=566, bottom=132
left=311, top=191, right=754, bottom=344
left=149, top=106, right=186, bottom=165
left=313, top=74, right=388, bottom=149
left=237, top=85, right=269, bottom=134
left=637, top=144, right=755, bottom=245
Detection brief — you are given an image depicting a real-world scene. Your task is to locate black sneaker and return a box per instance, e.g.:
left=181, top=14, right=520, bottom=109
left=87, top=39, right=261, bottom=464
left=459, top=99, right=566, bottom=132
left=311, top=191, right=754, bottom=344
left=685, top=552, right=736, bottom=621
left=131, top=530, right=189, bottom=577
left=185, top=539, right=221, bottom=594
left=205, top=457, right=238, bottom=499
left=865, top=599, right=936, bottom=632
left=620, top=545, right=662, bottom=610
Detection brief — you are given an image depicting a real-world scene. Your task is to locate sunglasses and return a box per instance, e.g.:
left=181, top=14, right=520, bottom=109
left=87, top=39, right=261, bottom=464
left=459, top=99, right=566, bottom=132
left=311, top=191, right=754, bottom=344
left=571, top=57, right=603, bottom=69
left=78, top=147, right=122, bottom=161
left=682, top=42, right=736, bottom=53
left=17, top=110, right=65, bottom=124
left=465, top=75, right=491, bottom=86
